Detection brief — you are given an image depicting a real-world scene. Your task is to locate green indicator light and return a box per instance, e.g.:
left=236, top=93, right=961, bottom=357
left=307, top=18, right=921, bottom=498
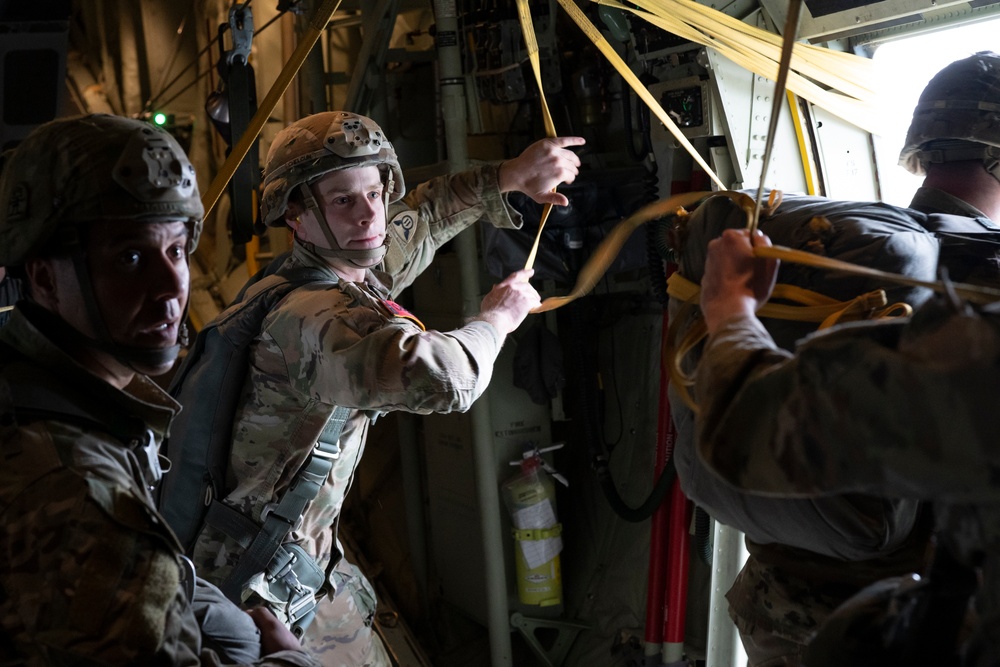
left=153, top=112, right=168, bottom=126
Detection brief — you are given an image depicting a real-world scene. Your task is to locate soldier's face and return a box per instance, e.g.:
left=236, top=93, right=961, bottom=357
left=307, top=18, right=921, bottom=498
left=29, top=220, right=190, bottom=386
left=289, top=166, right=387, bottom=278
left=88, top=218, right=190, bottom=350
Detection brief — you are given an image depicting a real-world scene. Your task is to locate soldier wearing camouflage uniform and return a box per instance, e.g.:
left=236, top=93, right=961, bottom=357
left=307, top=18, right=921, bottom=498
left=183, top=111, right=583, bottom=665
left=697, top=226, right=1000, bottom=666
left=0, top=115, right=319, bottom=666
left=670, top=52, right=1000, bottom=666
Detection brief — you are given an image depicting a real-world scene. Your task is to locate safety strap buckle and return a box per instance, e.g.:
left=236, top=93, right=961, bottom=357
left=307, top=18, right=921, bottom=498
left=312, top=439, right=341, bottom=460
left=266, top=548, right=319, bottom=628
left=287, top=585, right=318, bottom=622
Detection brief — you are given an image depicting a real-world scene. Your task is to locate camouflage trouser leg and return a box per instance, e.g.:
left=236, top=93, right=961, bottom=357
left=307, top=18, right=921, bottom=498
left=733, top=616, right=806, bottom=667
left=301, top=558, right=391, bottom=667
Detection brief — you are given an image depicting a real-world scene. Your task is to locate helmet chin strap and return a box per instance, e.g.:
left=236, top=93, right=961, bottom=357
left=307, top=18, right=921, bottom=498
left=297, top=182, right=391, bottom=268
left=69, top=248, right=182, bottom=371
left=296, top=239, right=389, bottom=265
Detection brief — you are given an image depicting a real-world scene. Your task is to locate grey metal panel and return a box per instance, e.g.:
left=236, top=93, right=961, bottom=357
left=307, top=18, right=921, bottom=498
left=759, top=0, right=978, bottom=42
left=703, top=45, right=808, bottom=193
left=851, top=0, right=1000, bottom=50
left=809, top=103, right=880, bottom=200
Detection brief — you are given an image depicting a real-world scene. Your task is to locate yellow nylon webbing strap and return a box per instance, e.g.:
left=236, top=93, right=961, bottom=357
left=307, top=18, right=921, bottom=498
left=754, top=244, right=1000, bottom=305
left=598, top=0, right=884, bottom=135
left=664, top=299, right=705, bottom=413
left=201, top=0, right=343, bottom=219
left=664, top=271, right=912, bottom=412
left=532, top=190, right=720, bottom=313
left=516, top=0, right=558, bottom=271
left=666, top=272, right=894, bottom=325
left=557, top=0, right=725, bottom=190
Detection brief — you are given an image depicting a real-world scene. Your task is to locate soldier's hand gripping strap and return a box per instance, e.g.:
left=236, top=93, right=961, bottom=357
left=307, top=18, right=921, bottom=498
left=204, top=405, right=350, bottom=634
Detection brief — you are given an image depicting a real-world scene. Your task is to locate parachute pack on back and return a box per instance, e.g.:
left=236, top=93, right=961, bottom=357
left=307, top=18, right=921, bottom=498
left=158, top=264, right=332, bottom=552
left=667, top=191, right=1000, bottom=558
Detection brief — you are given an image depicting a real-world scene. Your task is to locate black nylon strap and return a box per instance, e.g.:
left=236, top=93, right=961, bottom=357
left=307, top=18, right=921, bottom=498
left=218, top=405, right=350, bottom=603
left=204, top=500, right=258, bottom=549
left=219, top=452, right=330, bottom=601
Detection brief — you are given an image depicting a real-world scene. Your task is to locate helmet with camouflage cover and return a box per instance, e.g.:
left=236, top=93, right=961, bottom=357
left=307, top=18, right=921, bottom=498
left=259, top=111, right=404, bottom=265
left=0, top=114, right=203, bottom=370
left=0, top=114, right=203, bottom=266
left=899, top=51, right=1000, bottom=179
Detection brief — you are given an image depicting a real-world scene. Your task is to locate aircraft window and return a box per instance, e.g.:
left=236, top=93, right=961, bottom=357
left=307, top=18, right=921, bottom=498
left=872, top=18, right=1000, bottom=206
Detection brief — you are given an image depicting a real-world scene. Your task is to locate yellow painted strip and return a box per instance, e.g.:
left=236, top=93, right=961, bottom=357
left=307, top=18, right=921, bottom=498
left=188, top=306, right=203, bottom=334
left=786, top=90, right=819, bottom=196
left=245, top=234, right=261, bottom=277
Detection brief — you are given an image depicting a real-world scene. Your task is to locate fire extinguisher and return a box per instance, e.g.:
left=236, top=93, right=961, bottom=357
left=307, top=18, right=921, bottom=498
left=502, top=445, right=569, bottom=608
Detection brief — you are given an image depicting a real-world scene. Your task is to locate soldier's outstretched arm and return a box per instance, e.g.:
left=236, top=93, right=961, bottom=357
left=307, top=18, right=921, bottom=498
left=695, top=233, right=1000, bottom=503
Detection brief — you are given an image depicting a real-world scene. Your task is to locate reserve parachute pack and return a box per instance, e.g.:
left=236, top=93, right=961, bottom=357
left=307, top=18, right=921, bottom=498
left=158, top=262, right=346, bottom=633
left=665, top=191, right=1000, bottom=559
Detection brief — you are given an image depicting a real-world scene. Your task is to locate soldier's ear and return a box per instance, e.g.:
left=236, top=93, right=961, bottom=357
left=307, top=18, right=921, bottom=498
left=23, top=257, right=60, bottom=308
left=284, top=203, right=304, bottom=232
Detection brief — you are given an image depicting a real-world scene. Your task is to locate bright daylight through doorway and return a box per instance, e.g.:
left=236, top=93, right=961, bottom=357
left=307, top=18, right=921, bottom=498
left=873, top=18, right=1000, bottom=205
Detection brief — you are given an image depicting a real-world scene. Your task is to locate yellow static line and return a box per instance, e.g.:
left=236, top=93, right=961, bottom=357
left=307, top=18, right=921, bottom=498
left=516, top=0, right=558, bottom=271
left=754, top=244, right=1000, bottom=305
left=201, top=0, right=343, bottom=219
left=558, top=0, right=726, bottom=190
left=598, top=0, right=885, bottom=135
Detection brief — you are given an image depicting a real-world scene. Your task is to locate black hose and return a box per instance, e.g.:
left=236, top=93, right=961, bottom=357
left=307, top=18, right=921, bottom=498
left=569, top=299, right=675, bottom=523
left=594, top=455, right=676, bottom=523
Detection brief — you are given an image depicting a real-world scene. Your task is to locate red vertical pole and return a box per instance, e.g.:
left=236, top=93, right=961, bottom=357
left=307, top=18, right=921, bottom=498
left=663, top=479, right=692, bottom=663
left=644, top=309, right=675, bottom=658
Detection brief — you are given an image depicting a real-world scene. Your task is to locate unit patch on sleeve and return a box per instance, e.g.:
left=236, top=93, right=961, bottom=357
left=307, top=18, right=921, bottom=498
left=379, top=298, right=426, bottom=331
left=389, top=209, right=416, bottom=243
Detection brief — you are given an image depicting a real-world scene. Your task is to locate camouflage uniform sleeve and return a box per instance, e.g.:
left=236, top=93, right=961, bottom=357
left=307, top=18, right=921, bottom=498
left=1, top=465, right=186, bottom=664
left=268, top=287, right=502, bottom=414
left=382, top=162, right=523, bottom=294
left=695, top=310, right=1000, bottom=502
left=0, top=465, right=320, bottom=667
